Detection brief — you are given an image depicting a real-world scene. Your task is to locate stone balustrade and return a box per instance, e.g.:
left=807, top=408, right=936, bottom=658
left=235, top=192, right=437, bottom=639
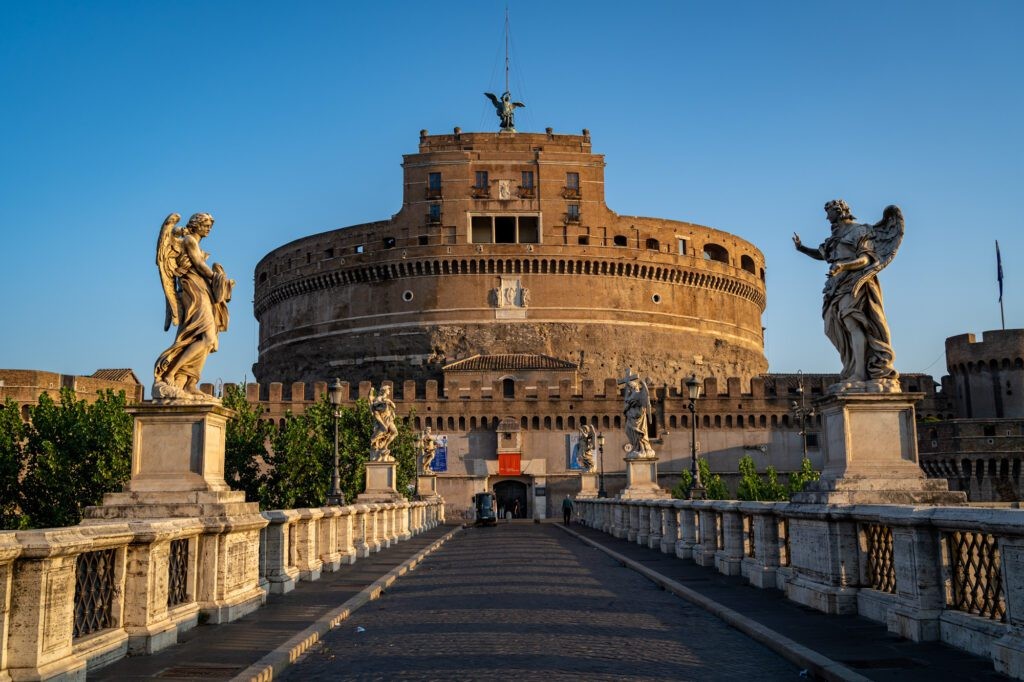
left=575, top=498, right=1024, bottom=680
left=0, top=499, right=444, bottom=681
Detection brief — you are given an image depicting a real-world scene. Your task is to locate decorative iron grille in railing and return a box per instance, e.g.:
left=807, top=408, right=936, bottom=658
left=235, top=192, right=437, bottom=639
left=715, top=513, right=724, bottom=550
left=743, top=514, right=755, bottom=558
left=74, top=548, right=117, bottom=639
left=779, top=519, right=791, bottom=567
left=946, top=531, right=1006, bottom=622
left=863, top=524, right=897, bottom=594
left=168, top=538, right=189, bottom=607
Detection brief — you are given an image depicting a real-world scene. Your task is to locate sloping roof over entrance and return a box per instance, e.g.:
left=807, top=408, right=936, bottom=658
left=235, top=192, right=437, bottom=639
left=442, top=354, right=579, bottom=372
left=90, top=369, right=142, bottom=384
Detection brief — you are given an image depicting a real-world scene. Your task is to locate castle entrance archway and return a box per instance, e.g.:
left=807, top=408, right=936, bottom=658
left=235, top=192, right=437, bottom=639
left=494, top=480, right=528, bottom=519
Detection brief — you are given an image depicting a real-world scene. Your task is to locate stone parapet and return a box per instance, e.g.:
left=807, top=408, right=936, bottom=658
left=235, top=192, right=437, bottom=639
left=0, top=498, right=445, bottom=680
left=576, top=497, right=1024, bottom=680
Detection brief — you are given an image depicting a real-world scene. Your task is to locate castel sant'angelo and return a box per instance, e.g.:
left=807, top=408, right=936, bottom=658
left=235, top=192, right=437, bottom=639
left=247, top=105, right=960, bottom=519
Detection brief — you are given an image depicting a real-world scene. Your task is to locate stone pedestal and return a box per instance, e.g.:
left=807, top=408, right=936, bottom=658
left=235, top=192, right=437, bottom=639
left=618, top=457, right=671, bottom=500
left=417, top=474, right=439, bottom=499
left=577, top=472, right=599, bottom=498
left=83, top=403, right=268, bottom=634
left=358, top=460, right=403, bottom=503
left=791, top=392, right=966, bottom=505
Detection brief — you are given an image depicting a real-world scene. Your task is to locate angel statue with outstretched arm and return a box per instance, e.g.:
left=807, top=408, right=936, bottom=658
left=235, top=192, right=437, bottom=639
left=793, top=200, right=903, bottom=393
left=484, top=91, right=525, bottom=132
left=154, top=212, right=234, bottom=402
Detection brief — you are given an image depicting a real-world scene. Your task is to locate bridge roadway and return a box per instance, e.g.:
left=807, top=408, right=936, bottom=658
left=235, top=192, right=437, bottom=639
left=92, top=521, right=1006, bottom=682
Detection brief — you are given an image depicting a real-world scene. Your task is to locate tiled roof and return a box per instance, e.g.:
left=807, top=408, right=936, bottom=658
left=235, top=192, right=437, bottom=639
left=90, top=369, right=142, bottom=384
left=443, top=354, right=579, bottom=372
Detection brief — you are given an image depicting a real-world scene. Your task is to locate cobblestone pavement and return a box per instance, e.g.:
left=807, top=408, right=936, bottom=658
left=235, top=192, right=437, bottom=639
left=281, top=523, right=799, bottom=681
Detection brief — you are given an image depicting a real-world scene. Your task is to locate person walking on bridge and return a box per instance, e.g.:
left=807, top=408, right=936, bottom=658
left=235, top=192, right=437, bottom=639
left=562, top=495, right=574, bottom=525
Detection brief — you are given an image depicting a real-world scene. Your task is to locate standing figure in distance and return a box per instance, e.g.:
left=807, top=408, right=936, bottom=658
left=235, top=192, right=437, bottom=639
left=793, top=199, right=904, bottom=393
left=154, top=212, right=234, bottom=402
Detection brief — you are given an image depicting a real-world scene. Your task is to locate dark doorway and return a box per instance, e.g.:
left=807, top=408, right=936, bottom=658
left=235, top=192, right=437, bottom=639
left=494, top=480, right=528, bottom=519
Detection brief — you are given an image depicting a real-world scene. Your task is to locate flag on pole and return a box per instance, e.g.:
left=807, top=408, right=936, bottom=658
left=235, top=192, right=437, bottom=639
left=997, top=240, right=1004, bottom=303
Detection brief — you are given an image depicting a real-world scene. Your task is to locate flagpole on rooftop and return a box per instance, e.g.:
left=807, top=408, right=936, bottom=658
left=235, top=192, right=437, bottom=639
left=997, top=240, right=1005, bottom=330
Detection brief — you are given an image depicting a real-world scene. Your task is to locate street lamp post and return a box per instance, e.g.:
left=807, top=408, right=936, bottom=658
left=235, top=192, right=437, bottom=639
left=326, top=378, right=345, bottom=506
left=597, top=432, right=607, bottom=498
left=685, top=374, right=705, bottom=500
left=790, top=370, right=815, bottom=461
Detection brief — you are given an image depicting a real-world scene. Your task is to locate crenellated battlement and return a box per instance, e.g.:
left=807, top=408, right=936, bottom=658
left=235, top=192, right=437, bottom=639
left=946, top=329, right=1024, bottom=372
left=213, top=372, right=950, bottom=427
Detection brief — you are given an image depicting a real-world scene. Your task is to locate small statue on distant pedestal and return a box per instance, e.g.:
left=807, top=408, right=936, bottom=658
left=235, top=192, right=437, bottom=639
left=793, top=200, right=904, bottom=394
left=619, top=368, right=655, bottom=458
left=577, top=424, right=597, bottom=472
left=484, top=91, right=525, bottom=132
left=420, top=427, right=437, bottom=474
left=153, top=212, right=234, bottom=402
left=369, top=384, right=398, bottom=461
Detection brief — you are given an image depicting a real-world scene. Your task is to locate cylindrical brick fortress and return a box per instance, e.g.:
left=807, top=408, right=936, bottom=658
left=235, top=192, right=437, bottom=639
left=253, top=130, right=768, bottom=387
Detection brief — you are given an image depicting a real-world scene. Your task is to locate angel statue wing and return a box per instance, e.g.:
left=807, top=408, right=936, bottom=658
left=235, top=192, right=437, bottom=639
left=484, top=92, right=500, bottom=109
left=853, top=205, right=904, bottom=297
left=156, top=213, right=182, bottom=332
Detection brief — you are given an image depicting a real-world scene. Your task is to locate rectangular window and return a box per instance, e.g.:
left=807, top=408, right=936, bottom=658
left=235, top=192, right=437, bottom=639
left=354, top=244, right=365, bottom=254
left=677, top=238, right=688, bottom=256
left=428, top=172, right=442, bottom=190
left=495, top=216, right=516, bottom=243
left=522, top=171, right=534, bottom=189
left=567, top=204, right=580, bottom=222
left=566, top=172, right=579, bottom=189
left=428, top=203, right=441, bottom=222
left=518, top=216, right=539, bottom=243
left=471, top=216, right=493, bottom=243
left=475, top=171, right=489, bottom=189
left=805, top=433, right=819, bottom=448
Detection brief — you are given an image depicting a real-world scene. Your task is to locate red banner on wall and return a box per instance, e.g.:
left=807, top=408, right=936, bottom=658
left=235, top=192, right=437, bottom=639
left=498, top=453, right=521, bottom=476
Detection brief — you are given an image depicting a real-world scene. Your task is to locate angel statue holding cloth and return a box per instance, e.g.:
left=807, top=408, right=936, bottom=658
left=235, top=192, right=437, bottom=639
left=153, top=212, right=234, bottom=402
left=793, top=200, right=904, bottom=394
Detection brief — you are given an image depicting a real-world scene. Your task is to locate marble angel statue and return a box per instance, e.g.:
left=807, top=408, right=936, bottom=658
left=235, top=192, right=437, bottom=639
left=154, top=212, right=234, bottom=402
left=420, top=427, right=437, bottom=474
left=369, top=384, right=399, bottom=461
left=620, top=368, right=655, bottom=458
left=793, top=200, right=904, bottom=393
left=577, top=424, right=597, bottom=472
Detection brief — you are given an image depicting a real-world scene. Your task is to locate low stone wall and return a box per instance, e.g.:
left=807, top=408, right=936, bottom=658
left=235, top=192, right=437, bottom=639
left=0, top=499, right=445, bottom=680
left=575, top=498, right=1024, bottom=680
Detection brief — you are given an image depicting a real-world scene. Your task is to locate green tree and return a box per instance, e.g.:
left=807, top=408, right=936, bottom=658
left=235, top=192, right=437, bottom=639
left=0, top=399, right=27, bottom=529
left=19, top=388, right=132, bottom=528
left=257, top=394, right=420, bottom=510
left=737, top=455, right=788, bottom=501
left=787, top=456, right=821, bottom=495
left=671, top=459, right=728, bottom=500
left=222, top=384, right=274, bottom=502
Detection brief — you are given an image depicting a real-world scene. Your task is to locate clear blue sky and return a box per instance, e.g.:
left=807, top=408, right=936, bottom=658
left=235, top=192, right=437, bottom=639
left=1, top=1, right=1021, bottom=391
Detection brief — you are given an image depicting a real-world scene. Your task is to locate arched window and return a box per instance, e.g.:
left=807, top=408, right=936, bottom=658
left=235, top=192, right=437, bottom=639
left=669, top=415, right=677, bottom=428
left=502, top=377, right=515, bottom=399
left=448, top=417, right=455, bottom=430
left=469, top=417, right=477, bottom=429
left=556, top=416, right=564, bottom=430
left=603, top=415, right=610, bottom=428
left=703, top=243, right=729, bottom=263
left=458, top=416, right=466, bottom=430
left=613, top=235, right=628, bottom=247
left=532, top=416, right=540, bottom=430
left=544, top=416, right=552, bottom=429
left=740, top=255, right=756, bottom=273
left=646, top=238, right=660, bottom=251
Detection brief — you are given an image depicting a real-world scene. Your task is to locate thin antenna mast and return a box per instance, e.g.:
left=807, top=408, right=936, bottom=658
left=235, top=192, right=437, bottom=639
left=504, top=5, right=510, bottom=93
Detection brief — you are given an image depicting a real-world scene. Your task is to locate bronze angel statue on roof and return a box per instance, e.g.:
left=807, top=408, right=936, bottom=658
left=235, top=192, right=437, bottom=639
left=793, top=200, right=904, bottom=394
left=484, top=91, right=525, bottom=132
left=153, top=212, right=234, bottom=402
